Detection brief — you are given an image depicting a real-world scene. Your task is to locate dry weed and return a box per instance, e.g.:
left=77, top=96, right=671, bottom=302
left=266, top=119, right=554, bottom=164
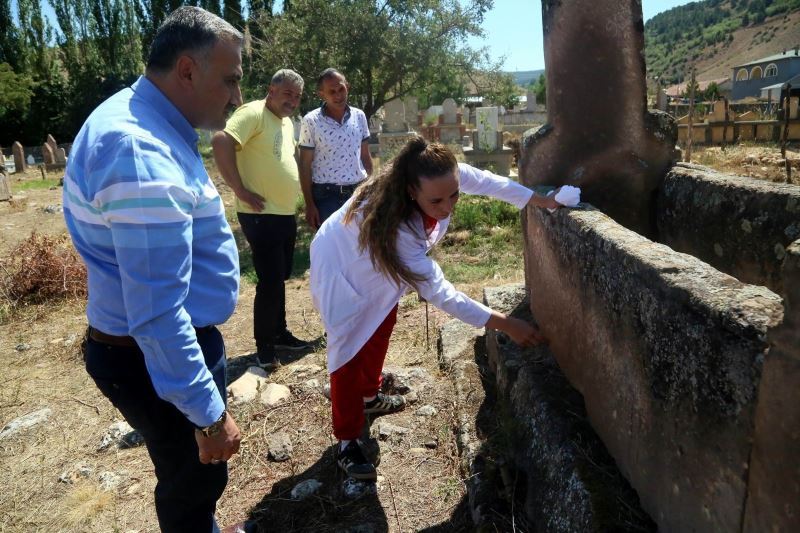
left=61, top=483, right=114, bottom=527
left=0, top=232, right=86, bottom=320
left=7, top=196, right=27, bottom=212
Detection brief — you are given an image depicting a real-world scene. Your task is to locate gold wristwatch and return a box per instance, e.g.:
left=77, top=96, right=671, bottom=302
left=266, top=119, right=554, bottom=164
left=197, top=410, right=227, bottom=438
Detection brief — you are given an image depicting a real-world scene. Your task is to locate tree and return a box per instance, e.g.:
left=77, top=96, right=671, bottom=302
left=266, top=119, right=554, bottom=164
left=223, top=0, right=243, bottom=28
left=0, top=0, right=20, bottom=69
left=0, top=63, right=33, bottom=115
left=248, top=0, right=497, bottom=118
left=530, top=73, right=546, bottom=106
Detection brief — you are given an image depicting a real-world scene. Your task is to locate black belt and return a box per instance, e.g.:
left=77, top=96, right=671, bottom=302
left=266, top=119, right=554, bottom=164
left=312, top=181, right=363, bottom=194
left=88, top=325, right=215, bottom=347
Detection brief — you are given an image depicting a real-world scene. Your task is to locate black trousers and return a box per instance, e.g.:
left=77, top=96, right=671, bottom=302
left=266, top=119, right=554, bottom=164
left=237, top=213, right=297, bottom=352
left=84, top=327, right=227, bottom=533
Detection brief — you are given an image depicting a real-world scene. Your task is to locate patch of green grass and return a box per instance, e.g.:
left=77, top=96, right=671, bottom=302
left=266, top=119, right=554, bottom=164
left=12, top=178, right=61, bottom=191
left=435, top=196, right=526, bottom=284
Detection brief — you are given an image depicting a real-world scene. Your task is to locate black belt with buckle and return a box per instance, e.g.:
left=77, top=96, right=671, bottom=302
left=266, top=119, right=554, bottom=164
left=88, top=325, right=215, bottom=347
left=313, top=181, right=363, bottom=194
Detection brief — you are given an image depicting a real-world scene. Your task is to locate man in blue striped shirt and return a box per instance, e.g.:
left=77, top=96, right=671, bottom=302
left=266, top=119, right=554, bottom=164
left=63, top=7, right=244, bottom=531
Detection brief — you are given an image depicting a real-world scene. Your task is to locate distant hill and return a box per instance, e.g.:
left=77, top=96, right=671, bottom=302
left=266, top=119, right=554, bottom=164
left=507, top=69, right=545, bottom=87
left=644, top=0, right=800, bottom=85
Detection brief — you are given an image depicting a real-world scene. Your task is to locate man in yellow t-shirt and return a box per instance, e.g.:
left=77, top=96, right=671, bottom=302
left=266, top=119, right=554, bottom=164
left=212, top=69, right=311, bottom=365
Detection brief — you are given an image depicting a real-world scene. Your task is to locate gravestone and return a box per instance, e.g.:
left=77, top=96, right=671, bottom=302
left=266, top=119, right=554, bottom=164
left=379, top=99, right=415, bottom=162
left=526, top=90, right=536, bottom=111
left=12, top=142, right=25, bottom=173
left=790, top=96, right=799, bottom=120
left=442, top=98, right=457, bottom=124
left=0, top=171, right=10, bottom=201
left=404, top=97, right=419, bottom=130
left=56, top=147, right=67, bottom=165
left=475, top=107, right=500, bottom=151
left=656, top=88, right=668, bottom=111
left=462, top=106, right=470, bottom=126
left=46, top=134, right=57, bottom=154
left=26, top=154, right=34, bottom=166
left=382, top=99, right=407, bottom=133
left=42, top=143, right=55, bottom=165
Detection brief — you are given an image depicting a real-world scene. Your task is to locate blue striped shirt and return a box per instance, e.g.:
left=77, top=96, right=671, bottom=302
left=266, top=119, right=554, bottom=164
left=63, top=76, right=239, bottom=427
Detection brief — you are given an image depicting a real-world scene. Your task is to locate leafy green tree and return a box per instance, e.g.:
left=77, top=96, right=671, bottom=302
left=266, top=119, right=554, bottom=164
left=530, top=73, right=546, bottom=107
left=0, top=0, right=20, bottom=69
left=248, top=0, right=497, bottom=118
left=0, top=63, right=33, bottom=115
left=223, top=0, right=243, bottom=28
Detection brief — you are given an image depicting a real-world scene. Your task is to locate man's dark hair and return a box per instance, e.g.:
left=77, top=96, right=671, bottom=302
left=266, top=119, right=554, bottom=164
left=146, top=6, right=243, bottom=74
left=317, top=68, right=346, bottom=90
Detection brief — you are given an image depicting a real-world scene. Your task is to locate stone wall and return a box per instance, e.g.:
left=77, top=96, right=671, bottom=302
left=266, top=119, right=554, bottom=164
left=522, top=204, right=788, bottom=532
left=657, top=162, right=800, bottom=294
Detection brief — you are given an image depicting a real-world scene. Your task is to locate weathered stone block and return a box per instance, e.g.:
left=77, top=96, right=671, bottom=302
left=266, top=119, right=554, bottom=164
left=657, top=162, right=800, bottom=294
left=483, top=284, right=654, bottom=532
left=523, top=205, right=784, bottom=532
left=744, top=241, right=800, bottom=533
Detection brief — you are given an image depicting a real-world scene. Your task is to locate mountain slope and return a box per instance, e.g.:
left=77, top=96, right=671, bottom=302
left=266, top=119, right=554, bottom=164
left=645, top=0, right=800, bottom=84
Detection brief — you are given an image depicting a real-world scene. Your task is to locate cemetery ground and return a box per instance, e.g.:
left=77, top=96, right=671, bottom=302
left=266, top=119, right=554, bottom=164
left=0, top=142, right=797, bottom=532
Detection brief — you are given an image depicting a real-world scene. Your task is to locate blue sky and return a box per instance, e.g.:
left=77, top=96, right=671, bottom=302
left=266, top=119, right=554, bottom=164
left=17, top=0, right=694, bottom=72
left=469, top=0, right=696, bottom=72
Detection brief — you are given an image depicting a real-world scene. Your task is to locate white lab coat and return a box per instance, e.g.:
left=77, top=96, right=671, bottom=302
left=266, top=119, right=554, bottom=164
left=310, top=163, right=534, bottom=374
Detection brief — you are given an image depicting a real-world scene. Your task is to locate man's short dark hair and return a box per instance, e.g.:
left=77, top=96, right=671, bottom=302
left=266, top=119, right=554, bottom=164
left=317, top=68, right=345, bottom=90
left=147, top=6, right=243, bottom=74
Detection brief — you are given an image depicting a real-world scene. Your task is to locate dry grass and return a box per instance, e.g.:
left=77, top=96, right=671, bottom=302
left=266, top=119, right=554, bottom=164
left=0, top=232, right=87, bottom=323
left=690, top=144, right=800, bottom=185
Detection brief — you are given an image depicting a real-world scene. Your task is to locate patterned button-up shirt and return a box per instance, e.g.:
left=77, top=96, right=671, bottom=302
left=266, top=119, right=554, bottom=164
left=298, top=104, right=370, bottom=185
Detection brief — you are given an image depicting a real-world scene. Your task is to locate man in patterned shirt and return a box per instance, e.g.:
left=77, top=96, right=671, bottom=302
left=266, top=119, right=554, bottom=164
left=63, top=7, right=242, bottom=531
left=299, top=68, right=373, bottom=228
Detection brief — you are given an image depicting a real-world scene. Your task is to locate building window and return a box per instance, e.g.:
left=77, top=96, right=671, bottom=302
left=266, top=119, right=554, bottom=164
left=765, top=63, right=778, bottom=77
left=750, top=66, right=763, bottom=80
left=736, top=68, right=749, bottom=81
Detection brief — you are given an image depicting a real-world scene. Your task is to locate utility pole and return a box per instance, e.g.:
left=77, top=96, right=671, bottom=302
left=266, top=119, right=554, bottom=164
left=685, top=67, right=696, bottom=163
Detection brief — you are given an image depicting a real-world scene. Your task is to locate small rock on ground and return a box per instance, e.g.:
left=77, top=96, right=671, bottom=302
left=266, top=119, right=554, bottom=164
left=291, top=479, right=322, bottom=500
left=260, top=383, right=291, bottom=407
left=267, top=432, right=293, bottom=462
left=415, top=405, right=437, bottom=417
left=227, top=366, right=268, bottom=404
left=377, top=422, right=410, bottom=441
left=98, top=471, right=122, bottom=491
left=99, top=421, right=143, bottom=451
left=0, top=408, right=52, bottom=440
left=342, top=477, right=377, bottom=500
left=58, top=464, right=93, bottom=484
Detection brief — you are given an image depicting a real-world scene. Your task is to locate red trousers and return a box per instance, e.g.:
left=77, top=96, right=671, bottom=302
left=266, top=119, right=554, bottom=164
left=330, top=305, right=398, bottom=440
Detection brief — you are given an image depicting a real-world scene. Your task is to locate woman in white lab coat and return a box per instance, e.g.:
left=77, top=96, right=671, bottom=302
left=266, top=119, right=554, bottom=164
left=310, top=136, right=565, bottom=481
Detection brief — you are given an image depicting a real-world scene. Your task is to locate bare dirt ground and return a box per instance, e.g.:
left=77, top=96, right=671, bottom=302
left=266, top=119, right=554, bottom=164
left=0, top=168, right=483, bottom=532
left=0, top=144, right=795, bottom=532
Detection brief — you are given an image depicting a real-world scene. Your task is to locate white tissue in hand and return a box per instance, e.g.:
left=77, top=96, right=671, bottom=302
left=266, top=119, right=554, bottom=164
left=554, top=185, right=581, bottom=207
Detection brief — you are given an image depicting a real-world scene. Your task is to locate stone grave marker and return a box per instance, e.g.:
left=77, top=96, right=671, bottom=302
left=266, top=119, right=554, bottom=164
left=382, top=99, right=407, bottom=133
left=12, top=142, right=26, bottom=172
left=656, top=88, right=668, bottom=111
left=475, top=107, right=499, bottom=151
left=404, top=96, right=419, bottom=129
left=0, top=171, right=10, bottom=201
left=526, top=90, right=536, bottom=111
left=26, top=154, right=34, bottom=166
left=462, top=106, right=470, bottom=125
left=56, top=147, right=67, bottom=165
left=46, top=134, right=58, bottom=153
left=42, top=143, right=55, bottom=165
left=442, top=98, right=457, bottom=124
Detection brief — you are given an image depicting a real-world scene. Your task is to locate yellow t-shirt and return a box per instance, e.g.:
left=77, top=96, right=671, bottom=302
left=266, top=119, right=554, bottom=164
left=224, top=99, right=299, bottom=215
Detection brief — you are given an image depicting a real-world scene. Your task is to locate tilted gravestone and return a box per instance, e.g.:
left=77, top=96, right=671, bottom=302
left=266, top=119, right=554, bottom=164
left=519, top=0, right=676, bottom=238
left=46, top=134, right=58, bottom=154
left=0, top=172, right=10, bottom=201
left=42, top=143, right=55, bottom=165
left=12, top=142, right=26, bottom=173
left=55, top=147, right=67, bottom=165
